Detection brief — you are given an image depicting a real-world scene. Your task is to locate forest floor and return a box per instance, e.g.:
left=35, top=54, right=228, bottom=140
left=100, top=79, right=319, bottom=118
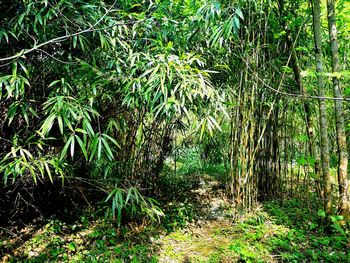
left=1, top=172, right=349, bottom=262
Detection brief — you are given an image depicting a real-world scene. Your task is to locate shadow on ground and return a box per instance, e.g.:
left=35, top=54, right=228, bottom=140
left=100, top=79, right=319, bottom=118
left=1, top=173, right=349, bottom=263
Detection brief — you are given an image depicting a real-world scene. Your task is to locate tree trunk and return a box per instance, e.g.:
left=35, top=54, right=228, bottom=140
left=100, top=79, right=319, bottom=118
left=312, top=0, right=332, bottom=219
left=327, top=0, right=350, bottom=219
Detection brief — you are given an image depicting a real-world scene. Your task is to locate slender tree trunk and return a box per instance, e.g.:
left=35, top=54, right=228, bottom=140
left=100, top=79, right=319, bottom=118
left=327, top=0, right=350, bottom=219
left=312, top=0, right=332, bottom=218
left=287, top=37, right=315, bottom=156
left=280, top=0, right=319, bottom=188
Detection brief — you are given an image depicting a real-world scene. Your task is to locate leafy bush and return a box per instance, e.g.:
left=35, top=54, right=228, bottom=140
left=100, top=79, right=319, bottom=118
left=105, top=186, right=164, bottom=226
left=162, top=202, right=195, bottom=232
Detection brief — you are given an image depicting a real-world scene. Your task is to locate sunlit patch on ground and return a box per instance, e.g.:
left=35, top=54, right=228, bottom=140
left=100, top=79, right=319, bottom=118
left=1, top=175, right=349, bottom=262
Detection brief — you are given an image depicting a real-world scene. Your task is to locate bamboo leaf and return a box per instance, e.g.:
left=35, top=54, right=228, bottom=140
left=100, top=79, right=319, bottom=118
left=75, top=135, right=88, bottom=161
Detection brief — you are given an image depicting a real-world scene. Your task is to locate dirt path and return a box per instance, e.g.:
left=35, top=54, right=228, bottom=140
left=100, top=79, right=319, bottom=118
left=156, top=174, right=279, bottom=262
left=3, top=173, right=347, bottom=262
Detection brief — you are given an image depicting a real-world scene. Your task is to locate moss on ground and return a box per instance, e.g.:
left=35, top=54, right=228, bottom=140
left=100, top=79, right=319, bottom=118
left=1, top=176, right=349, bottom=263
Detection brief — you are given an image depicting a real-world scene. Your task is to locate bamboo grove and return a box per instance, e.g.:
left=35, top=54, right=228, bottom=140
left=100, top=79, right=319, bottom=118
left=0, top=0, right=349, bottom=225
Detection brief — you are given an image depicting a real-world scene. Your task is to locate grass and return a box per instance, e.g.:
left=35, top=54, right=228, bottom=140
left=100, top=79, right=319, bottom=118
left=1, top=215, right=160, bottom=262
left=1, top=153, right=349, bottom=262
left=158, top=199, right=349, bottom=262
left=2, top=194, right=349, bottom=262
left=263, top=199, right=350, bottom=262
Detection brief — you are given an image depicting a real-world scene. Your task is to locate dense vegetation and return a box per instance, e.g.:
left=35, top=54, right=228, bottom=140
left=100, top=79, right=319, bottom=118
left=1, top=0, right=350, bottom=262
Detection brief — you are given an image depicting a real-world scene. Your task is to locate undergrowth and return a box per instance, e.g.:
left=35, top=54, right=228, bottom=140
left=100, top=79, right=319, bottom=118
left=2, top=193, right=349, bottom=262
left=1, top=156, right=349, bottom=263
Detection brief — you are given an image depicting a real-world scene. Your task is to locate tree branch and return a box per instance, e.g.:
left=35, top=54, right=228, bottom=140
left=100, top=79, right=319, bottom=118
left=0, top=4, right=157, bottom=64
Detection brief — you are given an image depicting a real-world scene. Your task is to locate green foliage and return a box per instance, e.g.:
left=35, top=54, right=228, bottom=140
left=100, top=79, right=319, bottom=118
left=265, top=200, right=350, bottom=262
left=228, top=241, right=262, bottom=263
left=2, top=177, right=350, bottom=262
left=0, top=0, right=227, bottom=224
left=1, top=214, right=159, bottom=262
left=1, top=0, right=350, bottom=243
left=162, top=202, right=195, bottom=232
left=105, top=186, right=164, bottom=226
left=197, top=1, right=243, bottom=47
